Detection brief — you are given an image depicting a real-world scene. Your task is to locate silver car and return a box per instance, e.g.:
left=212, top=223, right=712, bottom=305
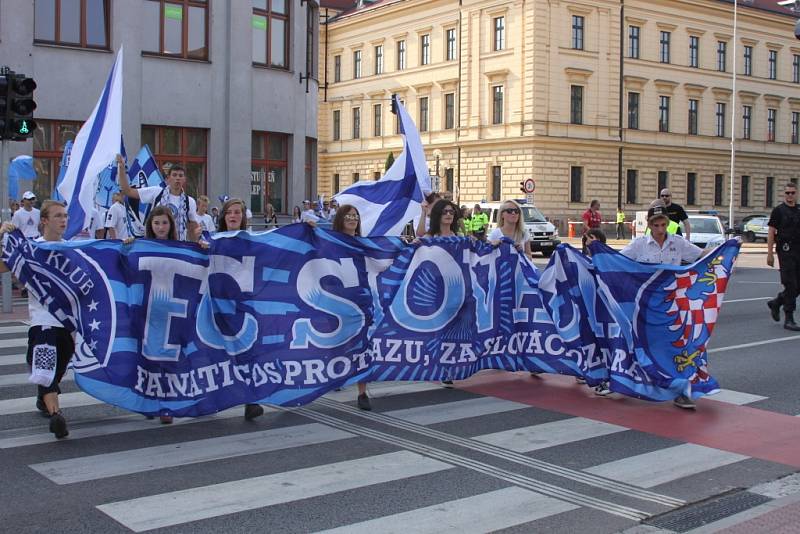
left=743, top=216, right=769, bottom=242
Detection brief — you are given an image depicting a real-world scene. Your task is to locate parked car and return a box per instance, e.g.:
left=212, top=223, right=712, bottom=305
left=479, top=202, right=560, bottom=257
left=734, top=213, right=768, bottom=236
left=742, top=216, right=769, bottom=242
left=683, top=215, right=726, bottom=249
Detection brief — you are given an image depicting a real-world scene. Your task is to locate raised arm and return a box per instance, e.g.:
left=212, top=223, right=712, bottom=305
left=116, top=154, right=139, bottom=200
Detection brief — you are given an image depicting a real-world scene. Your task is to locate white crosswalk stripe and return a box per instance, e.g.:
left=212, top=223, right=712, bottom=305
left=0, top=390, right=103, bottom=415
left=0, top=354, right=25, bottom=367
left=474, top=418, right=628, bottom=452
left=97, top=451, right=454, bottom=532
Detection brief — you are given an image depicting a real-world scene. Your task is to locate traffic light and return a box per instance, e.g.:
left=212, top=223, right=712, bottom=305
left=0, top=72, right=37, bottom=141
left=519, top=181, right=526, bottom=194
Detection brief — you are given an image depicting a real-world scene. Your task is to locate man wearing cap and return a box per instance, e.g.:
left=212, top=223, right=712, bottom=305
left=12, top=191, right=41, bottom=239
left=620, top=199, right=704, bottom=409
left=659, top=188, right=691, bottom=239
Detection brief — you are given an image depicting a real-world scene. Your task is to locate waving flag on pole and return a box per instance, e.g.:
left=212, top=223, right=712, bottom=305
left=57, top=48, right=124, bottom=239
left=124, top=144, right=165, bottom=237
left=51, top=140, right=73, bottom=202
left=335, top=95, right=431, bottom=236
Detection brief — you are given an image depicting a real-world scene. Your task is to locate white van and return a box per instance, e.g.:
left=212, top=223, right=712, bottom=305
left=477, top=202, right=560, bottom=257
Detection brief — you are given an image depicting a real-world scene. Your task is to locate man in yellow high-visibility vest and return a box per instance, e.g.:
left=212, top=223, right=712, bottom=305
left=615, top=208, right=626, bottom=239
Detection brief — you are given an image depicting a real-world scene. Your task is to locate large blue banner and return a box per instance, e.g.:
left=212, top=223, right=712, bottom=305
left=1, top=227, right=740, bottom=417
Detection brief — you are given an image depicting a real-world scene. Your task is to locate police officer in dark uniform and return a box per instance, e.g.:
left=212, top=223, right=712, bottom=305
left=767, top=182, right=800, bottom=331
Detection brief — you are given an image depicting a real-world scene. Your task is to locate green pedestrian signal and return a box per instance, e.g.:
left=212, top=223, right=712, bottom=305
left=18, top=120, right=29, bottom=134
left=0, top=72, right=37, bottom=141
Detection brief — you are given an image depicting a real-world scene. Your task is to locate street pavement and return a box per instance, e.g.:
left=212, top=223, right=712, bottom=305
left=1, top=246, right=799, bottom=533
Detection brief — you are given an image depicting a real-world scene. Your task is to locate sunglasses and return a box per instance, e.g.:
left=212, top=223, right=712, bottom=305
left=503, top=208, right=520, bottom=214
left=660, top=194, right=671, bottom=198
left=786, top=191, right=796, bottom=195
left=442, top=209, right=456, bottom=215
left=344, top=214, right=360, bottom=221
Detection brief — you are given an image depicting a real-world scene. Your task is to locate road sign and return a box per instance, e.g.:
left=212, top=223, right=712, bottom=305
left=526, top=193, right=535, bottom=204
left=523, top=179, right=536, bottom=194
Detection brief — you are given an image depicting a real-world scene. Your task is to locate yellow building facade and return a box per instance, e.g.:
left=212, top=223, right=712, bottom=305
left=318, top=0, right=800, bottom=229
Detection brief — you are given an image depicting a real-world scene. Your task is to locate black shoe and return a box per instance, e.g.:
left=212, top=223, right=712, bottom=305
left=357, top=393, right=372, bottom=411
left=768, top=299, right=781, bottom=322
left=36, top=398, right=51, bottom=418
left=49, top=412, right=69, bottom=439
left=441, top=380, right=454, bottom=389
left=784, top=319, right=800, bottom=331
left=244, top=403, right=264, bottom=421
left=673, top=395, right=696, bottom=410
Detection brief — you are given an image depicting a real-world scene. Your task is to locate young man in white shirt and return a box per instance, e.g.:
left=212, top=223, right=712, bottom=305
left=619, top=200, right=704, bottom=410
left=117, top=155, right=200, bottom=241
left=12, top=191, right=41, bottom=239
left=104, top=192, right=130, bottom=240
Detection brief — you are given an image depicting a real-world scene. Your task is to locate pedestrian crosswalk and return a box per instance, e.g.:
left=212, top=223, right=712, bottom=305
left=0, top=321, right=792, bottom=533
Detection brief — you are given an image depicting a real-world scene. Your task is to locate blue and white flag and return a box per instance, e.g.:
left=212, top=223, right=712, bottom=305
left=57, top=48, right=124, bottom=239
left=335, top=96, right=430, bottom=236
left=51, top=141, right=73, bottom=202
left=94, top=139, right=127, bottom=210
left=7, top=155, right=36, bottom=201
left=1, top=230, right=740, bottom=417
left=124, top=144, right=164, bottom=237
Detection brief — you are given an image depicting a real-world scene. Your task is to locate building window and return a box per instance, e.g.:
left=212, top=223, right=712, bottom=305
left=445, top=168, right=454, bottom=192
left=304, top=138, right=316, bottom=202
left=251, top=131, right=288, bottom=213
left=252, top=0, right=289, bottom=67
left=660, top=31, right=671, bottom=63
left=446, top=28, right=457, bottom=61
left=628, top=92, right=639, bottom=129
left=305, top=5, right=317, bottom=78
left=333, top=173, right=340, bottom=194
left=743, top=105, right=752, bottom=140
left=768, top=108, right=776, bottom=142
left=570, top=85, right=583, bottom=125
left=626, top=169, right=638, bottom=204
left=373, top=171, right=381, bottom=180
left=34, top=0, right=109, bottom=49
left=659, top=96, right=670, bottom=132
left=717, top=41, right=727, bottom=72
left=687, top=172, right=697, bottom=206
left=493, top=17, right=505, bottom=51
left=689, top=35, right=699, bottom=68
left=352, top=173, right=360, bottom=183
left=492, top=86, right=504, bottom=124
left=714, top=174, right=724, bottom=206
left=394, top=98, right=404, bottom=134
left=420, top=34, right=430, bottom=65
left=333, top=55, right=341, bottom=82
left=32, top=120, right=81, bottom=200
left=353, top=49, right=362, bottom=79
left=688, top=99, right=699, bottom=136
left=419, top=97, right=429, bottom=132
left=396, top=40, right=406, bottom=70
left=352, top=107, right=361, bottom=139
left=570, top=166, right=583, bottom=203
left=741, top=175, right=750, bottom=207
left=491, top=166, right=502, bottom=201
left=792, top=112, right=799, bottom=144
left=332, top=110, right=341, bottom=141
left=142, top=0, right=209, bottom=60
left=794, top=54, right=800, bottom=83
left=766, top=176, right=775, bottom=207
left=628, top=26, right=640, bottom=59
left=373, top=104, right=382, bottom=137
left=572, top=15, right=584, bottom=50
left=715, top=103, right=726, bottom=137
left=744, top=45, right=753, bottom=76
left=445, top=93, right=455, bottom=130
left=769, top=50, right=778, bottom=80
left=658, top=170, right=669, bottom=193
left=374, top=45, right=384, bottom=75
left=142, top=125, right=208, bottom=198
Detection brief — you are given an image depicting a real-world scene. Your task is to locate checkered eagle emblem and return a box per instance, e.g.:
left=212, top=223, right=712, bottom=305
left=663, top=256, right=730, bottom=349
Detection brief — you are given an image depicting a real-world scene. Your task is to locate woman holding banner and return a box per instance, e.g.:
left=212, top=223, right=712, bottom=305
left=488, top=200, right=530, bottom=255
left=0, top=201, right=73, bottom=439
left=331, top=205, right=372, bottom=411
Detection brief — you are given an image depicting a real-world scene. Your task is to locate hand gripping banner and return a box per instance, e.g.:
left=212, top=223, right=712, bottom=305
left=1, top=227, right=740, bottom=417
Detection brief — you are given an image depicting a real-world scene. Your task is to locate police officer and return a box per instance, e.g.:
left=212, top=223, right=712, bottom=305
left=766, top=182, right=800, bottom=331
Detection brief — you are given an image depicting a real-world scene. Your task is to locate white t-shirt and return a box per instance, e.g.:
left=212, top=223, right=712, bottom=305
left=28, top=237, right=64, bottom=328
left=620, top=234, right=703, bottom=265
left=104, top=202, right=130, bottom=239
left=301, top=209, right=320, bottom=223
left=198, top=213, right=215, bottom=233
left=137, top=186, right=199, bottom=240
left=12, top=207, right=40, bottom=239
left=488, top=227, right=529, bottom=251
left=73, top=207, right=103, bottom=240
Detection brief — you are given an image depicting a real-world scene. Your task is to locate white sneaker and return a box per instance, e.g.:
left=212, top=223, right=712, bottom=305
left=594, top=383, right=612, bottom=396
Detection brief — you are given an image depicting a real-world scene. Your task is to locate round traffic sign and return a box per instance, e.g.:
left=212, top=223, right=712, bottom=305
left=523, top=179, right=536, bottom=194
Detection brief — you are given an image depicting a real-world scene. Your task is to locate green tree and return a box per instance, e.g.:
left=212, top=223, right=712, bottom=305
left=384, top=152, right=395, bottom=171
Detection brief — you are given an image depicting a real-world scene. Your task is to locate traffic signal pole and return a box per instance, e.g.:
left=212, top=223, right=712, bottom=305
left=0, top=138, right=12, bottom=313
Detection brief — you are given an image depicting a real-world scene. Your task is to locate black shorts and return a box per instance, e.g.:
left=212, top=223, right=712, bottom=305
left=26, top=326, right=74, bottom=398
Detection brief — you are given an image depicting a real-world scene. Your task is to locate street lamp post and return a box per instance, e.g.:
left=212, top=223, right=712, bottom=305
left=728, top=0, right=738, bottom=232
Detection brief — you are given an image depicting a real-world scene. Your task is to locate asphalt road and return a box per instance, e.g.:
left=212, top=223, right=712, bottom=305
left=1, top=249, right=798, bottom=534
